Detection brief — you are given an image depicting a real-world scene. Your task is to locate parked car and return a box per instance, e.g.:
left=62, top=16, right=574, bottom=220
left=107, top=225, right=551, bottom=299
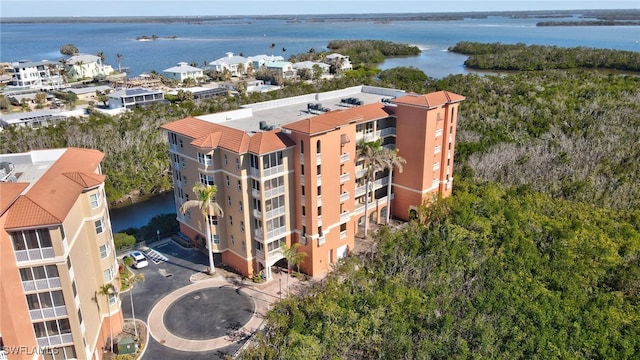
left=125, top=250, right=149, bottom=269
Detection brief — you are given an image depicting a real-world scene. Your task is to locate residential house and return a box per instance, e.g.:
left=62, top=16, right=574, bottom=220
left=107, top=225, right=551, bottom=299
left=161, top=85, right=463, bottom=280
left=263, top=61, right=297, bottom=79
left=7, top=60, right=65, bottom=90
left=107, top=87, right=166, bottom=109
left=1, top=109, right=67, bottom=129
left=292, top=61, right=331, bottom=78
left=163, top=62, right=204, bottom=83
left=325, top=53, right=353, bottom=72
left=209, top=53, right=251, bottom=77
left=65, top=54, right=114, bottom=81
left=247, top=54, right=284, bottom=72
left=0, top=148, right=122, bottom=360
left=66, top=85, right=112, bottom=102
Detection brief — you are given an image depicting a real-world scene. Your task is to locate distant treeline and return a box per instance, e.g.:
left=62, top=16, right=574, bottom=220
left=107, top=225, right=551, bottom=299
left=449, top=41, right=640, bottom=71
left=537, top=20, right=640, bottom=26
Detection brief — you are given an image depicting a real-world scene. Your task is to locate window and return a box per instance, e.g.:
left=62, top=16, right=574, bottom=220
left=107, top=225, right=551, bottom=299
left=318, top=207, right=322, bottom=216
left=300, top=140, right=304, bottom=154
left=186, top=211, right=192, bottom=220
left=26, top=290, right=65, bottom=310
left=179, top=139, right=183, bottom=148
left=212, top=234, right=220, bottom=245
left=227, top=196, right=231, bottom=206
left=10, top=229, right=52, bottom=252
left=89, top=193, right=101, bottom=208
left=209, top=215, right=218, bottom=225
left=262, top=151, right=283, bottom=169
left=198, top=152, right=213, bottom=165
left=20, top=265, right=59, bottom=282
left=255, top=240, right=263, bottom=251
left=301, top=186, right=305, bottom=196
left=99, top=243, right=110, bottom=258
left=302, top=206, right=305, bottom=216
left=226, top=176, right=230, bottom=186
left=230, top=235, right=235, bottom=245
left=182, top=175, right=187, bottom=186
left=108, top=293, right=117, bottom=305
left=33, top=318, right=71, bottom=339
left=103, top=267, right=114, bottom=282
left=236, top=158, right=240, bottom=170
left=239, top=201, right=244, bottom=211
left=181, top=156, right=186, bottom=167
left=265, top=195, right=285, bottom=212
left=250, top=154, right=259, bottom=169
left=200, top=173, right=214, bottom=186
left=317, top=186, right=321, bottom=196
left=267, top=238, right=283, bottom=252
left=229, top=216, right=233, bottom=225
left=95, top=218, right=105, bottom=234
left=224, top=154, right=228, bottom=165
left=170, top=132, right=178, bottom=145
left=241, top=221, right=245, bottom=232
left=317, top=165, right=321, bottom=175
left=316, top=140, right=321, bottom=153
left=237, top=180, right=242, bottom=191
left=301, top=164, right=304, bottom=175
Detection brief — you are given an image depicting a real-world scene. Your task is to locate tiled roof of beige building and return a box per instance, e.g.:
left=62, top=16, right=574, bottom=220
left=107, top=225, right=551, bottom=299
left=247, top=131, right=296, bottom=155
left=3, top=148, right=105, bottom=229
left=161, top=117, right=253, bottom=153
left=0, top=182, right=28, bottom=215
left=283, top=103, right=393, bottom=135
left=393, top=91, right=465, bottom=108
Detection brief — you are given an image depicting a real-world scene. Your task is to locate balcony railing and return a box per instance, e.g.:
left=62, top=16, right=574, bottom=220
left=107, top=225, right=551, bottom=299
left=30, top=305, right=67, bottom=321
left=318, top=235, right=326, bottom=246
left=263, top=164, right=285, bottom=177
left=252, top=188, right=260, bottom=198
left=340, top=192, right=350, bottom=202
left=316, top=174, right=322, bottom=186
left=264, top=185, right=285, bottom=199
left=340, top=230, right=347, bottom=239
left=317, top=215, right=323, bottom=226
left=266, top=226, right=287, bottom=240
left=340, top=211, right=351, bottom=223
left=265, top=206, right=286, bottom=219
left=316, top=153, right=322, bottom=164
left=317, top=195, right=322, bottom=206
left=378, top=127, right=396, bottom=137
left=254, top=228, right=263, bottom=240
left=340, top=153, right=350, bottom=163
left=355, top=185, right=367, bottom=197
left=300, top=155, right=304, bottom=165
left=340, top=172, right=350, bottom=183
left=22, top=277, right=62, bottom=292
left=15, top=247, right=55, bottom=262
left=253, top=209, right=262, bottom=218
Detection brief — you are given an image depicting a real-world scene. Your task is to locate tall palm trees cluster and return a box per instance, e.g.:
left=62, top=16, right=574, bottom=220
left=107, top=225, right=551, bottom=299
left=355, top=139, right=406, bottom=238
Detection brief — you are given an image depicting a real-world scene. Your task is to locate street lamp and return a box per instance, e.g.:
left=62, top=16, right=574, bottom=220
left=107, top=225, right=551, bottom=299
left=156, top=229, right=160, bottom=242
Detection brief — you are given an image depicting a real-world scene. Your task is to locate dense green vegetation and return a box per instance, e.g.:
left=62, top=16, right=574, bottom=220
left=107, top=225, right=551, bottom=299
left=242, top=180, right=640, bottom=359
left=326, top=40, right=421, bottom=65
left=450, top=42, right=640, bottom=71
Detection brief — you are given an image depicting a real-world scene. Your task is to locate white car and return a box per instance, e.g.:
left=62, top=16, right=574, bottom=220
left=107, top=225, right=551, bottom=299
left=126, top=251, right=149, bottom=269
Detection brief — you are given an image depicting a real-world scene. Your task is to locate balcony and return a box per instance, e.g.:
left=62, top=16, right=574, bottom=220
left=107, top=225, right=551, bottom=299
left=316, top=153, right=322, bottom=164
left=254, top=228, right=263, bottom=240
left=15, top=247, right=55, bottom=262
left=317, top=215, right=323, bottom=226
left=252, top=188, right=261, bottom=198
left=22, top=277, right=62, bottom=292
left=340, top=153, right=350, bottom=163
left=317, top=195, right=322, bottom=206
left=378, top=127, right=396, bottom=137
left=340, top=211, right=351, bottom=223
left=355, top=185, right=367, bottom=197
left=250, top=167, right=259, bottom=177
left=316, top=174, right=322, bottom=186
left=340, top=191, right=350, bottom=202
left=340, top=172, right=350, bottom=183
left=300, top=155, right=304, bottom=165
left=317, top=235, right=326, bottom=246
left=265, top=205, right=286, bottom=219
left=264, top=185, right=285, bottom=199
left=266, top=226, right=287, bottom=240
left=29, top=305, right=67, bottom=321
left=340, top=230, right=347, bottom=240
left=263, top=164, right=285, bottom=177
left=253, top=209, right=262, bottom=218
left=355, top=167, right=366, bottom=178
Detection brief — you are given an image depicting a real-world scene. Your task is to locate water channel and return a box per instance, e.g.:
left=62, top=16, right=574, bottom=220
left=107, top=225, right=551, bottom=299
left=108, top=192, right=176, bottom=233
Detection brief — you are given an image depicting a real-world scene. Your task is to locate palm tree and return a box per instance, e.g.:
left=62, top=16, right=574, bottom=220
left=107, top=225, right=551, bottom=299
left=269, top=43, right=275, bottom=56
left=116, top=53, right=123, bottom=72
left=381, top=148, right=406, bottom=225
left=180, top=183, right=223, bottom=275
left=96, top=51, right=105, bottom=65
left=74, top=60, right=84, bottom=79
left=281, top=242, right=307, bottom=296
left=356, top=139, right=385, bottom=238
left=282, top=47, right=287, bottom=59
left=119, top=270, right=145, bottom=339
left=98, top=283, right=117, bottom=352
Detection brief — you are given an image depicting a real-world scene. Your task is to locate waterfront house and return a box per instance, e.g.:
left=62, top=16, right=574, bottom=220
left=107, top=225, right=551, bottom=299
left=247, top=54, right=285, bottom=72
left=0, top=108, right=85, bottom=129
left=292, top=61, right=331, bottom=78
left=263, top=61, right=297, bottom=79
left=161, top=85, right=464, bottom=280
left=7, top=60, right=65, bottom=90
left=107, top=87, right=166, bottom=109
left=325, top=53, right=353, bottom=72
left=66, top=85, right=112, bottom=102
left=66, top=54, right=115, bottom=81
left=210, top=53, right=251, bottom=77
left=163, top=62, right=204, bottom=83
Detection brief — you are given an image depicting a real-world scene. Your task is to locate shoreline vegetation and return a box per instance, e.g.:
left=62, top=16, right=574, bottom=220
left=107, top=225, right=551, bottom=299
left=449, top=42, right=640, bottom=72
left=136, top=35, right=177, bottom=41
left=2, top=9, right=639, bottom=24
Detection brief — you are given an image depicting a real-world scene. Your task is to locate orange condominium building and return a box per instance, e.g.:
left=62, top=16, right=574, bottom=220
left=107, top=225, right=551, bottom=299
left=162, top=85, right=464, bottom=279
left=0, top=148, right=122, bottom=360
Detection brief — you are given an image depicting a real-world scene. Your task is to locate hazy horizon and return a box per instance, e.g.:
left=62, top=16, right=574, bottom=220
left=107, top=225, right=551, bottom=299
left=1, top=1, right=638, bottom=18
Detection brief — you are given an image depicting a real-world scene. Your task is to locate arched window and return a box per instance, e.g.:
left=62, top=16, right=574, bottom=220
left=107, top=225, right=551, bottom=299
left=316, top=140, right=321, bottom=154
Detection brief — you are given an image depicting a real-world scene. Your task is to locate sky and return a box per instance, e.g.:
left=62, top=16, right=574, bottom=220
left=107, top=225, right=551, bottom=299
left=1, top=0, right=638, bottom=17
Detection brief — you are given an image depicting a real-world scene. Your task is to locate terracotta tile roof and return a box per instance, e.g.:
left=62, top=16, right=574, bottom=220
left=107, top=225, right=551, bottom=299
left=161, top=117, right=251, bottom=153
left=191, top=132, right=222, bottom=149
left=393, top=91, right=465, bottom=108
left=0, top=182, right=29, bottom=215
left=4, top=148, right=105, bottom=229
left=284, top=103, right=393, bottom=135
left=247, top=131, right=296, bottom=155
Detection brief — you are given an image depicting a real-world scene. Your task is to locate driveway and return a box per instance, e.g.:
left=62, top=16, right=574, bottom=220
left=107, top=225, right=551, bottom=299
left=119, top=239, right=246, bottom=359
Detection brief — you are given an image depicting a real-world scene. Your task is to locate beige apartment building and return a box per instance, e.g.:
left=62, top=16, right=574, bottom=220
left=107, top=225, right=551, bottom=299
left=0, top=148, right=122, bottom=360
left=162, top=85, right=464, bottom=279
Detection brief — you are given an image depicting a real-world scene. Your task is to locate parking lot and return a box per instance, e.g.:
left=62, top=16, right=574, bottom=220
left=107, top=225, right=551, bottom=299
left=120, top=239, right=247, bottom=359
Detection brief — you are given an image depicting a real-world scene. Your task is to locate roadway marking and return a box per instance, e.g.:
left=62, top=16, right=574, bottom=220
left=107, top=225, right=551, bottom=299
left=145, top=248, right=168, bottom=264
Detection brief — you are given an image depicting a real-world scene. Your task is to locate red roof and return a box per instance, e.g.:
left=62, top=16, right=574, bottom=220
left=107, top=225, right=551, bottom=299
left=161, top=117, right=252, bottom=153
left=393, top=91, right=465, bottom=108
left=3, top=148, right=105, bottom=229
left=284, top=103, right=393, bottom=135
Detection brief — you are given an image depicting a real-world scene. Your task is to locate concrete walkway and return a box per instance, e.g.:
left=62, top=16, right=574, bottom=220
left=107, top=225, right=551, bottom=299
left=147, top=269, right=312, bottom=352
